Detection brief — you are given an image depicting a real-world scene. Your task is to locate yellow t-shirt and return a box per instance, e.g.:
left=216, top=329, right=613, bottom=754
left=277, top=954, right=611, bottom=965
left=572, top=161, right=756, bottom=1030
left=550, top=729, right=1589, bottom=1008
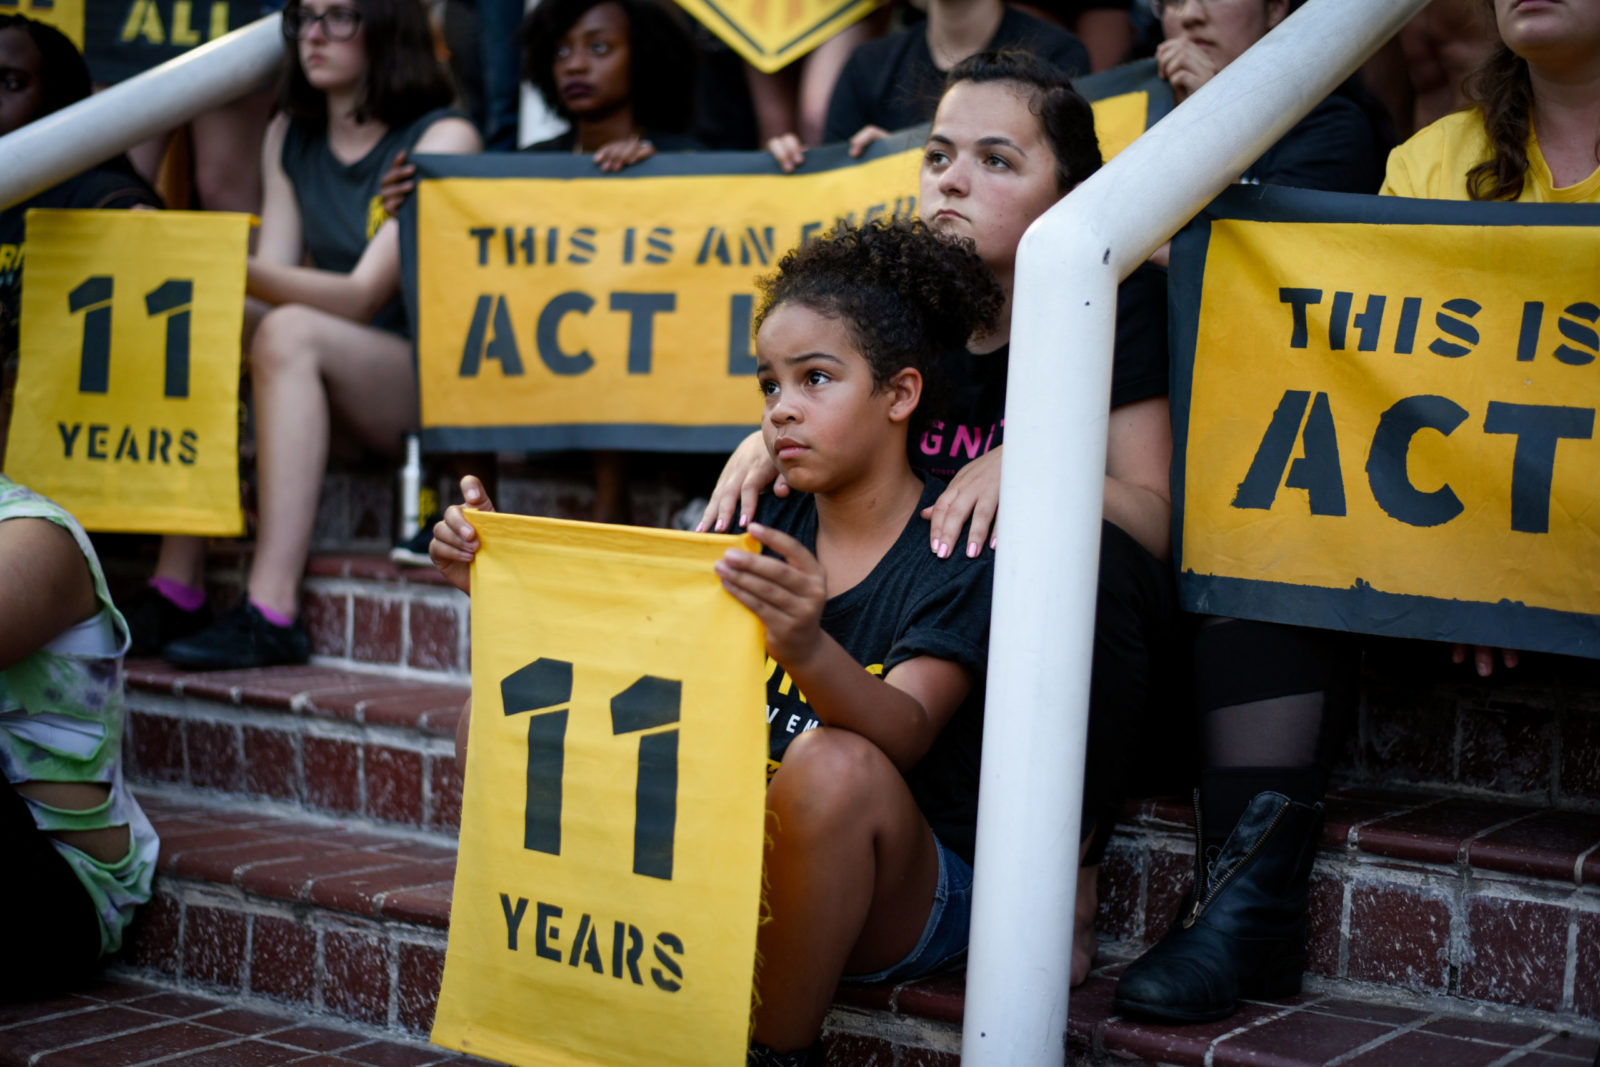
left=1381, top=109, right=1600, bottom=203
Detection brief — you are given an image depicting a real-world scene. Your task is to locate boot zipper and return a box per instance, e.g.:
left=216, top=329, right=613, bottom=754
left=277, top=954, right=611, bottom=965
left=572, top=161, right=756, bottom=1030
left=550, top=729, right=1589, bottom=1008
left=1182, top=798, right=1291, bottom=929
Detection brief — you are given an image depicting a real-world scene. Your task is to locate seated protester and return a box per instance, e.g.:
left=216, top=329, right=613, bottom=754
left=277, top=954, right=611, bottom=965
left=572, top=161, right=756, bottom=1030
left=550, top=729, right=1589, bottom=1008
left=0, top=475, right=159, bottom=999
left=768, top=0, right=1091, bottom=170
left=1153, top=0, right=1393, bottom=192
left=144, top=0, right=481, bottom=668
left=431, top=220, right=1001, bottom=1067
left=0, top=15, right=160, bottom=464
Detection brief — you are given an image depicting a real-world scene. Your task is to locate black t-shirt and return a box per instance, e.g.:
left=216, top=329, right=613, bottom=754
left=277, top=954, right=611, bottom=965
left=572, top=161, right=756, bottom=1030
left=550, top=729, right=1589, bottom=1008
left=824, top=7, right=1091, bottom=143
left=1241, top=89, right=1390, bottom=194
left=912, top=262, right=1169, bottom=480
left=756, top=478, right=993, bottom=865
left=0, top=161, right=160, bottom=362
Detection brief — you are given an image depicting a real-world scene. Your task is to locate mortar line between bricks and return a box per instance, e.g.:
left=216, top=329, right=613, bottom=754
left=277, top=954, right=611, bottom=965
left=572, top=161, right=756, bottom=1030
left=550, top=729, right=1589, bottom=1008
left=128, top=694, right=460, bottom=755
left=1576, top=840, right=1600, bottom=885
left=1455, top=810, right=1542, bottom=866
left=1323, top=1011, right=1439, bottom=1066
left=1200, top=1000, right=1304, bottom=1067
left=15, top=1007, right=217, bottom=1065
left=1563, top=914, right=1579, bottom=1012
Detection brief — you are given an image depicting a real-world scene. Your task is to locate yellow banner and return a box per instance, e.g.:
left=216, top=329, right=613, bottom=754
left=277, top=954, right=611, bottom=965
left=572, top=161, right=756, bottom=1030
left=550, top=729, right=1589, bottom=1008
left=1074, top=58, right=1173, bottom=162
left=0, top=0, right=84, bottom=46
left=1172, top=188, right=1600, bottom=656
left=433, top=512, right=767, bottom=1067
left=673, top=0, right=879, bottom=73
left=4, top=209, right=248, bottom=535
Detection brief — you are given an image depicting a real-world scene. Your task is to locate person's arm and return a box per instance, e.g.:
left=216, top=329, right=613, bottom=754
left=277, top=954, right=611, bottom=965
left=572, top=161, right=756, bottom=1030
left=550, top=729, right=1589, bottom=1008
left=716, top=524, right=972, bottom=771
left=1102, top=396, right=1172, bottom=560
left=697, top=429, right=787, bottom=532
left=257, top=113, right=305, bottom=267
left=249, top=116, right=482, bottom=320
left=1073, top=8, right=1132, bottom=72
left=0, top=516, right=98, bottom=670
left=430, top=475, right=495, bottom=594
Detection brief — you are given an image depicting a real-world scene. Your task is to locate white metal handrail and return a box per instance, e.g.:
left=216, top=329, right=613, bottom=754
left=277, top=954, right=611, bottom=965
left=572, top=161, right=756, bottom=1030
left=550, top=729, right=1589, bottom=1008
left=0, top=14, right=283, bottom=211
left=961, top=1, right=1433, bottom=1061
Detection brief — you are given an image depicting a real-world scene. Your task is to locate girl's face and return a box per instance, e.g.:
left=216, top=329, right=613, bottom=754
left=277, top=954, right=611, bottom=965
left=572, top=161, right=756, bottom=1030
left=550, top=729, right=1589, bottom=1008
left=921, top=81, right=1064, bottom=281
left=1160, top=0, right=1287, bottom=70
left=553, top=2, right=633, bottom=120
left=0, top=28, right=44, bottom=137
left=1494, top=0, right=1600, bottom=70
left=756, top=303, right=919, bottom=494
left=294, top=0, right=368, bottom=95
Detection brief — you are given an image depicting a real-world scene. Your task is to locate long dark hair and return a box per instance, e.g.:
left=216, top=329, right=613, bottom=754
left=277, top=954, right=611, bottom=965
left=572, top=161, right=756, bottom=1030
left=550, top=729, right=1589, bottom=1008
left=276, top=0, right=453, bottom=133
left=519, top=0, right=697, bottom=133
left=944, top=51, right=1102, bottom=193
left=0, top=14, right=91, bottom=121
left=1464, top=31, right=1536, bottom=201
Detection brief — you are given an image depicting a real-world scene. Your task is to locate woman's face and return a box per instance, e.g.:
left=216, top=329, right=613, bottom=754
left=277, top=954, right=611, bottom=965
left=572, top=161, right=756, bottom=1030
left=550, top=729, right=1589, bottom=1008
left=0, top=28, right=45, bottom=138
left=1160, top=0, right=1287, bottom=70
left=1493, top=0, right=1600, bottom=71
left=920, top=80, right=1064, bottom=281
left=294, top=0, right=368, bottom=95
left=553, top=2, right=633, bottom=120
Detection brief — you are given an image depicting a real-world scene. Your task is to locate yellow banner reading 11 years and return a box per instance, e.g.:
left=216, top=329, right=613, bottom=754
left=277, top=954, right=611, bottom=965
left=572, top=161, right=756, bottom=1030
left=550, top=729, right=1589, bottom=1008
left=1170, top=186, right=1600, bottom=658
left=5, top=209, right=249, bottom=535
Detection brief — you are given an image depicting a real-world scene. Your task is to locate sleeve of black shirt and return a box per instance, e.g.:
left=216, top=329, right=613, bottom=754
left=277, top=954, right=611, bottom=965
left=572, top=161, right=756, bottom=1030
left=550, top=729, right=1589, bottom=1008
left=1247, top=95, right=1383, bottom=194
left=1110, top=263, right=1169, bottom=409
left=884, top=554, right=993, bottom=681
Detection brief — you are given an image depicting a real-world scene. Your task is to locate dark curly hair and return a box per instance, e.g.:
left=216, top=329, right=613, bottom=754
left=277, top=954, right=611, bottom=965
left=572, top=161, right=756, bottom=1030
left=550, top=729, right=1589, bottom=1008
left=755, top=220, right=1003, bottom=432
left=0, top=14, right=91, bottom=124
left=276, top=0, right=454, bottom=134
left=519, top=0, right=697, bottom=132
left=945, top=50, right=1102, bottom=193
left=1464, top=0, right=1537, bottom=201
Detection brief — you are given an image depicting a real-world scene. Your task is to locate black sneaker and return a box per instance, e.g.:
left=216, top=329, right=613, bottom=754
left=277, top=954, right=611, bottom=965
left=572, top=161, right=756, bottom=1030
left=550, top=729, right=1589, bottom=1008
left=123, top=585, right=211, bottom=656
left=389, top=513, right=441, bottom=567
left=160, top=601, right=310, bottom=670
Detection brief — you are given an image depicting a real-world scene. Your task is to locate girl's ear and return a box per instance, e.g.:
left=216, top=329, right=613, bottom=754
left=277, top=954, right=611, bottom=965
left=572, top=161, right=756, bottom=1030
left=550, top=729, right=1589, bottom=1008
left=886, top=367, right=923, bottom=424
left=1265, top=0, right=1289, bottom=30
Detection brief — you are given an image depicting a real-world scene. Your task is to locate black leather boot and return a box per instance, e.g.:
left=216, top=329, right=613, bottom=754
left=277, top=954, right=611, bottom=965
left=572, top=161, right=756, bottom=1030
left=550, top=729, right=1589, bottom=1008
left=1113, top=790, right=1323, bottom=1023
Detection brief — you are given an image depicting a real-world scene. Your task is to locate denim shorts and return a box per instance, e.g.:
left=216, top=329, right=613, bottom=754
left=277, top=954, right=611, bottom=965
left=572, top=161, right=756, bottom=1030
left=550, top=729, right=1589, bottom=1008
left=844, top=835, right=974, bottom=985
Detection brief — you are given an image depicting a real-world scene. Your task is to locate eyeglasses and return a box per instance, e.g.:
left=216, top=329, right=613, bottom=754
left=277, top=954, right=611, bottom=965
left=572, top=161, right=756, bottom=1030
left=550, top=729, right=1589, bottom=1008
left=282, top=5, right=363, bottom=41
left=1149, top=0, right=1207, bottom=15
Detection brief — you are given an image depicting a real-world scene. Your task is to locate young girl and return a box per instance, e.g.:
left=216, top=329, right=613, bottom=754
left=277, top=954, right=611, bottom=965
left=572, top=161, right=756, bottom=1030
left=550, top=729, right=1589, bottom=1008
left=702, top=51, right=1177, bottom=987
left=143, top=0, right=481, bottom=667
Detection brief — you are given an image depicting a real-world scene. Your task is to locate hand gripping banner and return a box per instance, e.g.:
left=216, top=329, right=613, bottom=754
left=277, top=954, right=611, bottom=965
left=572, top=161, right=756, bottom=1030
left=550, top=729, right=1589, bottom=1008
left=5, top=209, right=249, bottom=535
left=432, top=512, right=768, bottom=1067
left=1170, top=185, right=1600, bottom=658
left=672, top=0, right=880, bottom=73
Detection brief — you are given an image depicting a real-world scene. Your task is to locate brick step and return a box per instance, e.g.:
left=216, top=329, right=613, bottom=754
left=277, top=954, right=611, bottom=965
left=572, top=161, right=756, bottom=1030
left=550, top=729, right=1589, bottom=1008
left=110, top=796, right=1598, bottom=1066
left=0, top=974, right=489, bottom=1067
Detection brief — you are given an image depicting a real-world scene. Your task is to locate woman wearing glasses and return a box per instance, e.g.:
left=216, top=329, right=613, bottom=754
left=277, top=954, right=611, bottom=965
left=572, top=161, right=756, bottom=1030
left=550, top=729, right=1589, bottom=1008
left=148, top=0, right=481, bottom=668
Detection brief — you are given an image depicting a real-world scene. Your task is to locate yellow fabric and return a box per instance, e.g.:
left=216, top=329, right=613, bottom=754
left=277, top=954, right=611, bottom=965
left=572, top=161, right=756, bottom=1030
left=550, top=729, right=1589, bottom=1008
left=673, top=0, right=880, bottom=73
left=1091, top=89, right=1150, bottom=162
left=4, top=209, right=248, bottom=535
left=1180, top=216, right=1600, bottom=621
left=2, top=0, right=85, bottom=46
left=1381, top=109, right=1600, bottom=203
left=432, top=512, right=767, bottom=1067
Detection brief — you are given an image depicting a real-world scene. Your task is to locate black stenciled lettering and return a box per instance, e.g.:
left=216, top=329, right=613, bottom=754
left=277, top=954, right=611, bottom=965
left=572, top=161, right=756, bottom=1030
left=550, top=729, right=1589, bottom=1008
left=727, top=294, right=757, bottom=376
left=1429, top=298, right=1481, bottom=358
left=798, top=221, right=823, bottom=247
left=1366, top=395, right=1467, bottom=527
left=536, top=291, right=596, bottom=375
left=501, top=893, right=528, bottom=950
left=1518, top=301, right=1544, bottom=363
left=534, top=901, right=563, bottom=962
left=863, top=202, right=887, bottom=226
left=153, top=428, right=172, bottom=464
left=1394, top=297, right=1422, bottom=354
left=651, top=932, right=684, bottom=993
left=470, top=227, right=493, bottom=265
left=623, top=227, right=636, bottom=265
left=1482, top=402, right=1595, bottom=533
left=1350, top=294, right=1386, bottom=353
left=1553, top=302, right=1600, bottom=366
left=1233, top=390, right=1347, bottom=515
left=697, top=227, right=730, bottom=266
left=70, top=275, right=114, bottom=394
left=87, top=424, right=108, bottom=460
left=178, top=429, right=198, bottom=465
left=1282, top=393, right=1346, bottom=516
left=740, top=227, right=775, bottom=267
left=114, top=426, right=140, bottom=462
left=567, top=227, right=597, bottom=265
left=1329, top=291, right=1353, bottom=351
left=622, top=924, right=645, bottom=984
left=58, top=422, right=81, bottom=458
left=568, top=913, right=605, bottom=972
left=459, top=295, right=524, bottom=377
left=502, top=657, right=573, bottom=855
left=518, top=227, right=537, bottom=265
left=611, top=675, right=682, bottom=881
left=609, top=292, right=675, bottom=375
left=645, top=227, right=673, bottom=264
left=1278, top=288, right=1322, bottom=349
left=145, top=279, right=193, bottom=398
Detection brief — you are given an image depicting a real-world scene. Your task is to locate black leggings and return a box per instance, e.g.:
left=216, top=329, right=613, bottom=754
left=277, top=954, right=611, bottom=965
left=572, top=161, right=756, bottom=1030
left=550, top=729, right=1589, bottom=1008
left=0, top=777, right=105, bottom=1000
left=1082, top=521, right=1179, bottom=866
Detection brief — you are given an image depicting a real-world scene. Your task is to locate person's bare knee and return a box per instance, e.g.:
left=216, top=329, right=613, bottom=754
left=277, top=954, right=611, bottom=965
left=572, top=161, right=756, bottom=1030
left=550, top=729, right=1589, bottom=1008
left=768, top=728, right=898, bottom=843
left=250, top=305, right=322, bottom=379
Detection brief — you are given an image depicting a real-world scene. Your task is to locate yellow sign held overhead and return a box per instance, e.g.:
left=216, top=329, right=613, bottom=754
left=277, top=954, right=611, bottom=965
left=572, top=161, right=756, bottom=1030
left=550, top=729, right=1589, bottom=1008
left=673, top=0, right=879, bottom=74
left=4, top=209, right=249, bottom=536
left=432, top=512, right=767, bottom=1067
left=0, top=0, right=84, bottom=46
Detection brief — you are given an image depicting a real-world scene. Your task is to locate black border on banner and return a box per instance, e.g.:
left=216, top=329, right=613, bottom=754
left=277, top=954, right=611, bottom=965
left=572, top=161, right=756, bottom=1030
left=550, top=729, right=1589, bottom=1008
left=397, top=128, right=927, bottom=453
left=1073, top=57, right=1175, bottom=128
left=1168, top=184, right=1600, bottom=659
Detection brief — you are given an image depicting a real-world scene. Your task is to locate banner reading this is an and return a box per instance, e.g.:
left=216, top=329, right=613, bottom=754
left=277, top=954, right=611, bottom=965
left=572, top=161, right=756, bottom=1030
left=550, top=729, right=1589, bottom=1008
left=432, top=513, right=766, bottom=1067
left=4, top=209, right=249, bottom=535
left=1170, top=185, right=1600, bottom=658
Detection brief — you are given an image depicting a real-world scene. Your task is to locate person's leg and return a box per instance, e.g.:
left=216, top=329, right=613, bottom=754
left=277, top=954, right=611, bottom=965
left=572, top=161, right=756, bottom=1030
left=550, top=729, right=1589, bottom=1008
left=753, top=727, right=941, bottom=1054
left=0, top=778, right=104, bottom=1000
left=189, top=91, right=274, bottom=216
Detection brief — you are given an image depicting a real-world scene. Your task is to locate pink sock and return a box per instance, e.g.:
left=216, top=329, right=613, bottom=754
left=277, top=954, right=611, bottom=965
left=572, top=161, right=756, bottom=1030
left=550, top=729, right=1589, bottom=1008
left=149, top=576, right=206, bottom=613
left=250, top=599, right=295, bottom=628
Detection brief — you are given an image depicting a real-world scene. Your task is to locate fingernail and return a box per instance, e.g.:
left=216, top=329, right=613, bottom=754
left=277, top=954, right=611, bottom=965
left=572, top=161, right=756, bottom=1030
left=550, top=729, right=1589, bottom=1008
left=967, top=542, right=978, bottom=558
left=714, top=518, right=726, bottom=532
left=1478, top=661, right=1491, bottom=677
left=739, top=514, right=749, bottom=528
left=990, top=534, right=998, bottom=549
left=936, top=542, right=949, bottom=559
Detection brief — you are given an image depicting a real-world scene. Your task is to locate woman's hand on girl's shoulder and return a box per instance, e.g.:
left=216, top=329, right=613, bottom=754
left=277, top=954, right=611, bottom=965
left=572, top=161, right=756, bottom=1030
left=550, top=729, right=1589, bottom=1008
left=698, top=430, right=786, bottom=532
left=430, top=475, right=494, bottom=595
left=923, top=446, right=1002, bottom=559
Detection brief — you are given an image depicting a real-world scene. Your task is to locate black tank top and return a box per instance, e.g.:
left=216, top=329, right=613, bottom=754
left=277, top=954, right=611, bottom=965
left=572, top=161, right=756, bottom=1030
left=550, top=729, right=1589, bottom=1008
left=280, top=107, right=459, bottom=335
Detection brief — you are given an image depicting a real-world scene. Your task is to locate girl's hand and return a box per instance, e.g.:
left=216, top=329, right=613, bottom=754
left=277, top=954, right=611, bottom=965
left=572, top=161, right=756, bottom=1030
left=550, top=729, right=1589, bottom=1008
left=767, top=133, right=806, bottom=173
left=380, top=149, right=417, bottom=217
left=430, top=475, right=494, bottom=594
left=698, top=430, right=787, bottom=532
left=593, top=135, right=657, bottom=172
left=715, top=523, right=825, bottom=667
left=1452, top=643, right=1520, bottom=678
left=1155, top=37, right=1221, bottom=103
left=923, top=446, right=1002, bottom=559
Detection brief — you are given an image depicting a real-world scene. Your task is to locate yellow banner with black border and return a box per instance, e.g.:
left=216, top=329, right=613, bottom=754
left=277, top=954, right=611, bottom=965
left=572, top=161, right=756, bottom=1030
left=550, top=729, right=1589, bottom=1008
left=3, top=209, right=248, bottom=535
left=0, top=0, right=84, bottom=47
left=1170, top=186, right=1600, bottom=657
left=431, top=512, right=766, bottom=1067
left=672, top=0, right=878, bottom=73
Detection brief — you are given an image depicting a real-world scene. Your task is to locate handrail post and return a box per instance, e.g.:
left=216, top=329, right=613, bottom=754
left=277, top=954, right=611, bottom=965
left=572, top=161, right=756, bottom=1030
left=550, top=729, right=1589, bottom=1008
left=0, top=14, right=283, bottom=211
left=960, top=0, right=1432, bottom=1061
